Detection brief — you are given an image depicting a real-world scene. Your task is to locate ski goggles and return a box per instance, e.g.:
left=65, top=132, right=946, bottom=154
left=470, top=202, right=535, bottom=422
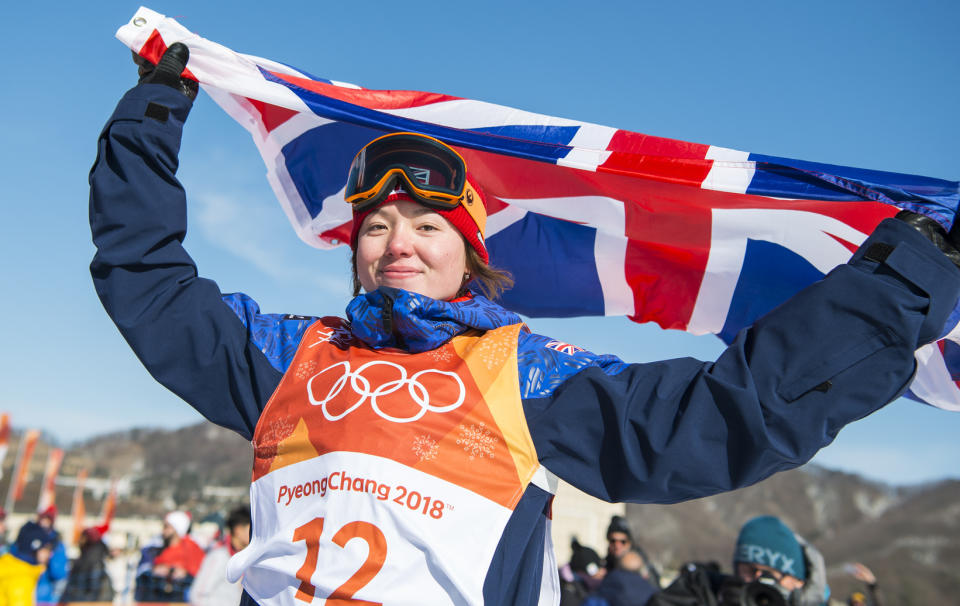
left=345, top=133, right=469, bottom=212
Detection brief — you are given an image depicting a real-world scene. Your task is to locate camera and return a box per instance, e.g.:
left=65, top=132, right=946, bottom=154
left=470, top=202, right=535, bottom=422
left=718, top=573, right=790, bottom=606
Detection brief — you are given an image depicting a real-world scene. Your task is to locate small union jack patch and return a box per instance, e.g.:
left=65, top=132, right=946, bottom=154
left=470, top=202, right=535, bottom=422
left=545, top=340, right=584, bottom=355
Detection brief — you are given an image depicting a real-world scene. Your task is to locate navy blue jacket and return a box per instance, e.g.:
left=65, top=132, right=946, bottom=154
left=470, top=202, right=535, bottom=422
left=90, top=84, right=960, bottom=605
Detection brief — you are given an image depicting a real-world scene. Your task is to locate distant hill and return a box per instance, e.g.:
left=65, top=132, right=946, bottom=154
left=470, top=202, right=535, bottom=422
left=0, top=423, right=252, bottom=519
left=2, top=423, right=956, bottom=604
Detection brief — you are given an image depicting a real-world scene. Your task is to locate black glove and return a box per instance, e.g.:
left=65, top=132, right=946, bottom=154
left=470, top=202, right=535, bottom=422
left=895, top=210, right=960, bottom=269
left=132, top=42, right=199, bottom=100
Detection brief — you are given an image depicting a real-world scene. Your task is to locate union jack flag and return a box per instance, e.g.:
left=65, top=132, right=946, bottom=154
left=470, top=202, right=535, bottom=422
left=117, top=8, right=960, bottom=411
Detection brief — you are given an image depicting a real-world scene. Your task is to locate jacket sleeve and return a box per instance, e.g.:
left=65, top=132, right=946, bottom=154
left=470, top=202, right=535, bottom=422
left=519, top=217, right=960, bottom=503
left=88, top=84, right=292, bottom=440
left=43, top=543, right=69, bottom=582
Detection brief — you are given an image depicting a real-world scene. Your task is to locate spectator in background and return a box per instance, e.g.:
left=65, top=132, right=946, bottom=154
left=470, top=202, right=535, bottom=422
left=136, top=511, right=205, bottom=602
left=61, top=527, right=114, bottom=603
left=731, top=516, right=808, bottom=593
left=0, top=522, right=57, bottom=606
left=585, top=551, right=658, bottom=606
left=647, top=515, right=829, bottom=606
left=605, top=516, right=633, bottom=571
left=845, top=562, right=882, bottom=606
left=605, top=516, right=660, bottom=587
left=9, top=508, right=67, bottom=606
left=152, top=511, right=205, bottom=580
left=190, top=505, right=251, bottom=606
left=559, top=539, right=606, bottom=606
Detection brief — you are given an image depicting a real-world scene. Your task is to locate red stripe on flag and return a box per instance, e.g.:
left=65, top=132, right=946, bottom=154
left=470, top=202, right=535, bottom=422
left=600, top=131, right=713, bottom=185
left=619, top=176, right=712, bottom=329
left=826, top=232, right=862, bottom=255
left=606, top=130, right=712, bottom=158
left=138, top=30, right=199, bottom=82
left=247, top=98, right=299, bottom=133
left=319, top=223, right=353, bottom=247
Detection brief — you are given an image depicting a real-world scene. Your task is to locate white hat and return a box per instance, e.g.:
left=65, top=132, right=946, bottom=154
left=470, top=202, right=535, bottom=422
left=164, top=511, right=191, bottom=537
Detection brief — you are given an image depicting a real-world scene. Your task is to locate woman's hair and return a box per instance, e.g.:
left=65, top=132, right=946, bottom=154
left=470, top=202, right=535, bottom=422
left=350, top=241, right=514, bottom=300
left=464, top=246, right=514, bottom=299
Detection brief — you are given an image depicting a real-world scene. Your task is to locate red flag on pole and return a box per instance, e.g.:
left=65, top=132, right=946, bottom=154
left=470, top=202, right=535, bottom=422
left=71, top=468, right=88, bottom=545
left=99, top=478, right=117, bottom=531
left=5, top=430, right=40, bottom=511
left=37, top=447, right=64, bottom=513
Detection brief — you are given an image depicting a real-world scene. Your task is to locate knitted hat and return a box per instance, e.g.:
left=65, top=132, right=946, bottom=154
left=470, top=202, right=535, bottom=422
left=349, top=177, right=489, bottom=264
left=734, top=516, right=806, bottom=581
left=569, top=539, right=603, bottom=576
left=38, top=504, right=57, bottom=523
left=82, top=527, right=103, bottom=544
left=14, top=521, right=56, bottom=565
left=606, top=515, right=633, bottom=542
left=164, top=511, right=191, bottom=537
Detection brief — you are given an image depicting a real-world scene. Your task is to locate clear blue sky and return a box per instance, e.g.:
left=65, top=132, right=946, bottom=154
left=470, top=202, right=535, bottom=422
left=2, top=1, right=958, bottom=486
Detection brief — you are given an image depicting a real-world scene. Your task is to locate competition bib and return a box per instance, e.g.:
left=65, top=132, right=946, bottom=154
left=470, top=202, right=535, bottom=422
left=228, top=319, right=542, bottom=605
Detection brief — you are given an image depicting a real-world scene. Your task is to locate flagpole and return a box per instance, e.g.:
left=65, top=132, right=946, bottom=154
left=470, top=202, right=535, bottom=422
left=36, top=448, right=64, bottom=513
left=70, top=468, right=88, bottom=546
left=99, top=477, right=117, bottom=530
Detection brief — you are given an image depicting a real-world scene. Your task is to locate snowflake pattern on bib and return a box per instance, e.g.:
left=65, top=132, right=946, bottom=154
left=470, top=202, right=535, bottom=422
left=428, top=347, right=453, bottom=363
left=412, top=434, right=440, bottom=462
left=456, top=422, right=497, bottom=460
left=475, top=337, right=513, bottom=371
left=294, top=359, right=317, bottom=380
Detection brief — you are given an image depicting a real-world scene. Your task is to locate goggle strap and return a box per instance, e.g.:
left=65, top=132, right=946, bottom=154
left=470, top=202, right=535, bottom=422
left=459, top=181, right=487, bottom=236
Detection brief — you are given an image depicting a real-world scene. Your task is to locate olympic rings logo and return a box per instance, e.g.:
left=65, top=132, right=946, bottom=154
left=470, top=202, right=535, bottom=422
left=306, top=360, right=466, bottom=423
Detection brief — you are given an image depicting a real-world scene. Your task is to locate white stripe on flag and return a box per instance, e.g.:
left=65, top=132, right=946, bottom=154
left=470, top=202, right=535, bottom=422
left=486, top=205, right=529, bottom=237
left=688, top=208, right=868, bottom=335
left=702, top=146, right=754, bottom=194
left=911, top=344, right=960, bottom=411
left=381, top=99, right=589, bottom=131
left=557, top=125, right=617, bottom=172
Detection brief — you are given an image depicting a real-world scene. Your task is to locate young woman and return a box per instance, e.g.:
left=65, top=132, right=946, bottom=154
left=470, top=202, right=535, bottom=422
left=90, top=44, right=960, bottom=606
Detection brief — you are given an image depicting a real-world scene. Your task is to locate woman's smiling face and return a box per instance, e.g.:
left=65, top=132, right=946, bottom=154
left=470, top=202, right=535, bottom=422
left=355, top=199, right=469, bottom=301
